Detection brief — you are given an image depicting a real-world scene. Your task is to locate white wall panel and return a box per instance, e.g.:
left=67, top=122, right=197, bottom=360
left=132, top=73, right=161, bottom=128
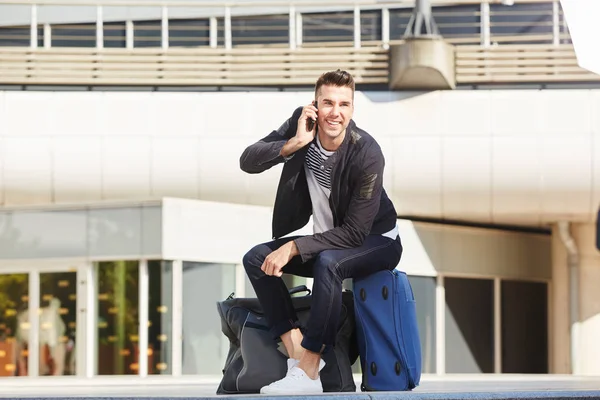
left=1, top=89, right=599, bottom=225
left=390, top=92, right=444, bottom=136
left=53, top=136, right=103, bottom=203
left=0, top=137, right=4, bottom=205
left=490, top=91, right=543, bottom=136
left=442, top=137, right=492, bottom=221
left=3, top=137, right=53, bottom=205
left=151, top=136, right=200, bottom=199
left=3, top=92, right=56, bottom=136
left=0, top=92, right=5, bottom=136
left=592, top=92, right=600, bottom=217
left=161, top=198, right=274, bottom=264
left=48, top=93, right=101, bottom=136
left=199, top=93, right=255, bottom=139
left=97, top=93, right=153, bottom=136
left=198, top=137, right=250, bottom=204
left=540, top=136, right=592, bottom=218
left=102, top=136, right=151, bottom=199
left=146, top=93, right=203, bottom=137
left=540, top=90, right=592, bottom=135
left=392, top=137, right=442, bottom=217
left=440, top=91, right=491, bottom=137
left=492, top=136, right=541, bottom=225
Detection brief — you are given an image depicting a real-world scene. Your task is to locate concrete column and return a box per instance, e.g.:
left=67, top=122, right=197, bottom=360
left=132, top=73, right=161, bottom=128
left=550, top=224, right=571, bottom=373
left=571, top=222, right=600, bottom=375
left=552, top=222, right=600, bottom=375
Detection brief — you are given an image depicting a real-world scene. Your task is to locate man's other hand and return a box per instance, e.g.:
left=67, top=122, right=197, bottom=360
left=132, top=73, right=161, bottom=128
left=261, top=240, right=300, bottom=277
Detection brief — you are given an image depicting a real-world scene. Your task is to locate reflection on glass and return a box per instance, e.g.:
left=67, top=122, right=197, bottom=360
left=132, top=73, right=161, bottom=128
left=182, top=262, right=235, bottom=375
left=0, top=274, right=28, bottom=377
left=96, top=261, right=139, bottom=375
left=39, top=272, right=77, bottom=375
left=148, top=260, right=172, bottom=375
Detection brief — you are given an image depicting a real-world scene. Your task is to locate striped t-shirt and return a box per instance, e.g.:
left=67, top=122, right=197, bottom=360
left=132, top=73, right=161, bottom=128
left=304, top=137, right=335, bottom=234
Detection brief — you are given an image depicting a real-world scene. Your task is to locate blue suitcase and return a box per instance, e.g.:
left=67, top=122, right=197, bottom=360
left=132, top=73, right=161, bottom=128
left=353, top=269, right=422, bottom=391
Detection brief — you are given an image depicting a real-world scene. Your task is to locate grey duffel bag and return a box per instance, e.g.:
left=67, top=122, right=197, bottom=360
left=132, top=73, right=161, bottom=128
left=215, top=285, right=358, bottom=394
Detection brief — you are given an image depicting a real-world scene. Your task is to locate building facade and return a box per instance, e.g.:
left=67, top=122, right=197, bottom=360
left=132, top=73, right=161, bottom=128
left=0, top=0, right=598, bottom=382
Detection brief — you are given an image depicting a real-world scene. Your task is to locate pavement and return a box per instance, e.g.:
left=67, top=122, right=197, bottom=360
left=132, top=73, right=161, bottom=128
left=1, top=374, right=600, bottom=399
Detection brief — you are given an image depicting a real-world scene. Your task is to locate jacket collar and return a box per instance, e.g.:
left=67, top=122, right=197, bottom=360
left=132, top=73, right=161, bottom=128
left=321, top=119, right=357, bottom=169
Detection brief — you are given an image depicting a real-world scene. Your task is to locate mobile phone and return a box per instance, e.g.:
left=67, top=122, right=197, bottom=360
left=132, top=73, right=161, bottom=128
left=307, top=101, right=317, bottom=131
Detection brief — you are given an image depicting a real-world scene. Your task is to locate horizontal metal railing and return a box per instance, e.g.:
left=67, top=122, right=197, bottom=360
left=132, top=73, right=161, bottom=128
left=0, top=46, right=390, bottom=85
left=455, top=44, right=600, bottom=83
left=1, top=44, right=598, bottom=87
left=0, top=0, right=572, bottom=51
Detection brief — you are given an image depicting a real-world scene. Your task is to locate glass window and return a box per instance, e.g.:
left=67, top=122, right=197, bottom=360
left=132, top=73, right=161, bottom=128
left=169, top=19, right=210, bottom=47
left=0, top=274, right=28, bottom=377
left=0, top=26, right=42, bottom=47
left=501, top=280, right=548, bottom=373
left=95, top=261, right=139, bottom=375
left=147, top=260, right=173, bottom=375
left=433, top=5, right=481, bottom=43
left=232, top=14, right=288, bottom=46
left=407, top=275, right=436, bottom=373
left=104, top=22, right=126, bottom=48
left=490, top=2, right=553, bottom=44
left=445, top=277, right=494, bottom=373
left=39, top=271, right=77, bottom=376
left=389, top=8, right=412, bottom=40
left=134, top=20, right=161, bottom=48
left=51, top=23, right=95, bottom=47
left=182, top=262, right=235, bottom=375
left=303, top=11, right=353, bottom=44
left=360, top=10, right=382, bottom=42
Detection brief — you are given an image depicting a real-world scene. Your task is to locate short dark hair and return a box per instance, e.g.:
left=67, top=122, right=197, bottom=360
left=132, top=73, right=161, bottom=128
left=314, top=69, right=355, bottom=99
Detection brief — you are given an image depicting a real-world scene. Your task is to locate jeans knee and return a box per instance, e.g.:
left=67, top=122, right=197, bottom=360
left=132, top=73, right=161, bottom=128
left=242, top=244, right=269, bottom=273
left=314, top=251, right=341, bottom=280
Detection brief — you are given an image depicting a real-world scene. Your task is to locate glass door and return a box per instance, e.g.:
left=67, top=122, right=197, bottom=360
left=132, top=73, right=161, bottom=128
left=0, top=263, right=82, bottom=377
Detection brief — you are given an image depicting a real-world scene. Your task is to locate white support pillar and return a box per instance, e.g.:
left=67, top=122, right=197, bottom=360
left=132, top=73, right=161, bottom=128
left=96, top=5, right=103, bottom=49
left=79, top=261, right=97, bottom=378
left=289, top=5, right=296, bottom=50
left=171, top=260, right=183, bottom=376
left=353, top=5, right=361, bottom=49
left=382, top=8, right=390, bottom=50
left=161, top=6, right=169, bottom=50
left=552, top=0, right=560, bottom=46
left=235, top=264, right=245, bottom=298
left=295, top=12, right=303, bottom=47
left=43, top=23, right=51, bottom=48
left=209, top=16, right=217, bottom=48
left=30, top=5, right=37, bottom=48
left=138, top=260, right=149, bottom=377
left=435, top=275, right=445, bottom=374
left=28, top=270, right=40, bottom=377
left=224, top=6, right=232, bottom=50
left=126, top=20, right=134, bottom=49
left=480, top=2, right=491, bottom=47
left=494, top=277, right=502, bottom=373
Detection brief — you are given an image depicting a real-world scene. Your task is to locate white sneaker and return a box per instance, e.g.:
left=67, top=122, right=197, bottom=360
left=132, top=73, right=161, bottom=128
left=260, top=359, right=326, bottom=394
left=287, top=358, right=299, bottom=371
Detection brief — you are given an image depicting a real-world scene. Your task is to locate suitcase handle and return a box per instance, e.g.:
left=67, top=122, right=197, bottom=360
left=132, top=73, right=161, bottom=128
left=289, top=285, right=311, bottom=296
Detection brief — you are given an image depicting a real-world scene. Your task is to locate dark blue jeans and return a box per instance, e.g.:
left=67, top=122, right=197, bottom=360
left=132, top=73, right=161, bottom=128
left=242, top=234, right=403, bottom=354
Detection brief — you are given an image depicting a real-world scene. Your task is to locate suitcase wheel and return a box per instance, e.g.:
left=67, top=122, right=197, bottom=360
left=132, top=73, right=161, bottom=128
left=395, top=361, right=401, bottom=375
left=382, top=285, right=388, bottom=300
left=370, top=362, right=377, bottom=376
left=360, top=288, right=366, bottom=301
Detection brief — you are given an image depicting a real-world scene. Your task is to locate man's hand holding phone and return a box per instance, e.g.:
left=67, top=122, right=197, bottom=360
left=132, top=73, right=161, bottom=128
left=280, top=101, right=318, bottom=158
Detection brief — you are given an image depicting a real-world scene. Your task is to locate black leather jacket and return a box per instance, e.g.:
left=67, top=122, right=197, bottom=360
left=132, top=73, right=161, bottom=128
left=239, top=106, right=398, bottom=262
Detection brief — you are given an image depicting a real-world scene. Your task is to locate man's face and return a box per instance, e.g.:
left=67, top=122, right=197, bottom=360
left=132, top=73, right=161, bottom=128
left=315, top=84, right=354, bottom=141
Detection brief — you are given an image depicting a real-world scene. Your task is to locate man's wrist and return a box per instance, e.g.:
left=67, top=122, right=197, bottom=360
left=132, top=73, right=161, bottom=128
left=289, top=240, right=300, bottom=257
